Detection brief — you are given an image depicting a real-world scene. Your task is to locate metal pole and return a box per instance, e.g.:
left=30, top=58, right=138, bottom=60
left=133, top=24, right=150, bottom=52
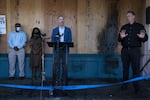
left=40, top=37, right=46, bottom=100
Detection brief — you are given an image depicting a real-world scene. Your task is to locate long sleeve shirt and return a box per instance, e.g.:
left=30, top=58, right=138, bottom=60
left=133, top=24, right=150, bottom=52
left=8, top=31, right=27, bottom=49
left=118, top=22, right=148, bottom=48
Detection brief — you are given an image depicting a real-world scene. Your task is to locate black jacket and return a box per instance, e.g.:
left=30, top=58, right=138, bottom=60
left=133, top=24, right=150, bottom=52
left=118, top=22, right=148, bottom=48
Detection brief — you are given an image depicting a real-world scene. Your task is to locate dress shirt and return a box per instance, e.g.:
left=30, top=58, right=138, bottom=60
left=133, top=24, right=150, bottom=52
left=59, top=26, right=65, bottom=42
left=8, top=31, right=27, bottom=49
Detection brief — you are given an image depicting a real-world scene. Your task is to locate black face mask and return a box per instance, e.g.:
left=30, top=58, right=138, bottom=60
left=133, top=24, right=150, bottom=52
left=33, top=33, right=40, bottom=38
left=34, top=32, right=39, bottom=34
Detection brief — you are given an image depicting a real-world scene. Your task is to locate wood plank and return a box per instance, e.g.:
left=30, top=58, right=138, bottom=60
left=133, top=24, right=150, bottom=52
left=0, top=0, right=146, bottom=54
left=116, top=0, right=145, bottom=53
left=0, top=0, right=7, bottom=53
left=43, top=0, right=77, bottom=53
left=77, top=0, right=109, bottom=53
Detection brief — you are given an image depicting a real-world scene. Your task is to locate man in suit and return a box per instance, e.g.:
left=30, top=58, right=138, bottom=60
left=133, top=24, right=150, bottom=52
left=51, top=16, right=72, bottom=86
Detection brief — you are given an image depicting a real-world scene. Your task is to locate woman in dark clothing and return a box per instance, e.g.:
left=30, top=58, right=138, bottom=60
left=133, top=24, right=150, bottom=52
left=30, top=27, right=42, bottom=80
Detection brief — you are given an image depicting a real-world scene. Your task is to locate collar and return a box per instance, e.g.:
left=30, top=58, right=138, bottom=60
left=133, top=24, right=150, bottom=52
left=129, top=21, right=136, bottom=25
left=59, top=26, right=65, bottom=29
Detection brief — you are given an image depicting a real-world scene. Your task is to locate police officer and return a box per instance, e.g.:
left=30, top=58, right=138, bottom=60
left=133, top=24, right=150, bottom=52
left=118, top=11, right=148, bottom=94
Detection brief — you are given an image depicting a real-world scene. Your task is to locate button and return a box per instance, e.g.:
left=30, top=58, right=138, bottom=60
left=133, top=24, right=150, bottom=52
left=130, top=27, right=132, bottom=29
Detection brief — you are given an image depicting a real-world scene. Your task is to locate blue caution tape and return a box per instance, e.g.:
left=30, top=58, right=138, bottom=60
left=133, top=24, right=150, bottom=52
left=0, top=75, right=149, bottom=91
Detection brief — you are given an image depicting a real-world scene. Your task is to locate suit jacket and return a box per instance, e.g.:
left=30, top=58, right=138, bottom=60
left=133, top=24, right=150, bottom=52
left=51, top=26, right=72, bottom=52
left=51, top=26, right=72, bottom=42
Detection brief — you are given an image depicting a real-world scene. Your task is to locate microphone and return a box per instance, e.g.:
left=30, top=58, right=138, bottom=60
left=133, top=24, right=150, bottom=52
left=60, top=33, right=64, bottom=37
left=41, top=33, right=47, bottom=39
left=41, top=33, right=47, bottom=37
left=56, top=32, right=64, bottom=38
left=56, top=32, right=60, bottom=38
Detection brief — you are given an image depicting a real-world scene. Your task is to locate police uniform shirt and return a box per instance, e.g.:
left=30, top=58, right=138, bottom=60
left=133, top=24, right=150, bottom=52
left=118, top=22, right=148, bottom=48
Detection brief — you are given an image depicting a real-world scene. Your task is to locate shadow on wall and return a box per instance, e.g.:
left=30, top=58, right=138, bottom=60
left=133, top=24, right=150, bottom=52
left=97, top=6, right=118, bottom=54
left=97, top=0, right=119, bottom=77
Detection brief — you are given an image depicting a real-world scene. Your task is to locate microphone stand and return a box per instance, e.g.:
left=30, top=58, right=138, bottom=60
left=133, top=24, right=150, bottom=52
left=40, top=34, right=47, bottom=100
left=140, top=58, right=150, bottom=74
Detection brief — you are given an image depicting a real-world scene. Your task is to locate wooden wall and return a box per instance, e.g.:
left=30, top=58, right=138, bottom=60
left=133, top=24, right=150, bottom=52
left=0, top=0, right=7, bottom=53
left=116, top=0, right=145, bottom=53
left=0, top=0, right=145, bottom=54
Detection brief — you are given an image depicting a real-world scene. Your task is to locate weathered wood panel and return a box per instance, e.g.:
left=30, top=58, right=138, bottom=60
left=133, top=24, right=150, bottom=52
left=116, top=0, right=145, bottom=53
left=0, top=0, right=146, bottom=54
left=77, top=0, right=109, bottom=53
left=43, top=0, right=77, bottom=53
left=7, top=0, right=45, bottom=52
left=0, top=0, right=7, bottom=53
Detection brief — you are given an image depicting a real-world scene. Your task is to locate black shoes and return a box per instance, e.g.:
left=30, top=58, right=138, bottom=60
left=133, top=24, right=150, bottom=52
left=134, top=87, right=140, bottom=94
left=121, top=84, right=128, bottom=90
left=121, top=84, right=140, bottom=94
left=9, top=77, right=25, bottom=80
left=9, top=77, right=15, bottom=80
left=19, top=77, right=25, bottom=80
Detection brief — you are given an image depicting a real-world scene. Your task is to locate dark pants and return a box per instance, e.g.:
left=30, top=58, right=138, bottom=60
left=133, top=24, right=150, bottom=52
left=52, top=49, right=68, bottom=86
left=121, top=47, right=141, bottom=90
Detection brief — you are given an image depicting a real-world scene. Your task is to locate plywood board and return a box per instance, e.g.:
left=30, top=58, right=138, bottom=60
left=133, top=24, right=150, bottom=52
left=0, top=0, right=146, bottom=54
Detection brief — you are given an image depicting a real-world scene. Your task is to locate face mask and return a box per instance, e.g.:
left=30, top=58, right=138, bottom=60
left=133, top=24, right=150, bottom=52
left=33, top=33, right=40, bottom=38
left=16, top=27, right=21, bottom=32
